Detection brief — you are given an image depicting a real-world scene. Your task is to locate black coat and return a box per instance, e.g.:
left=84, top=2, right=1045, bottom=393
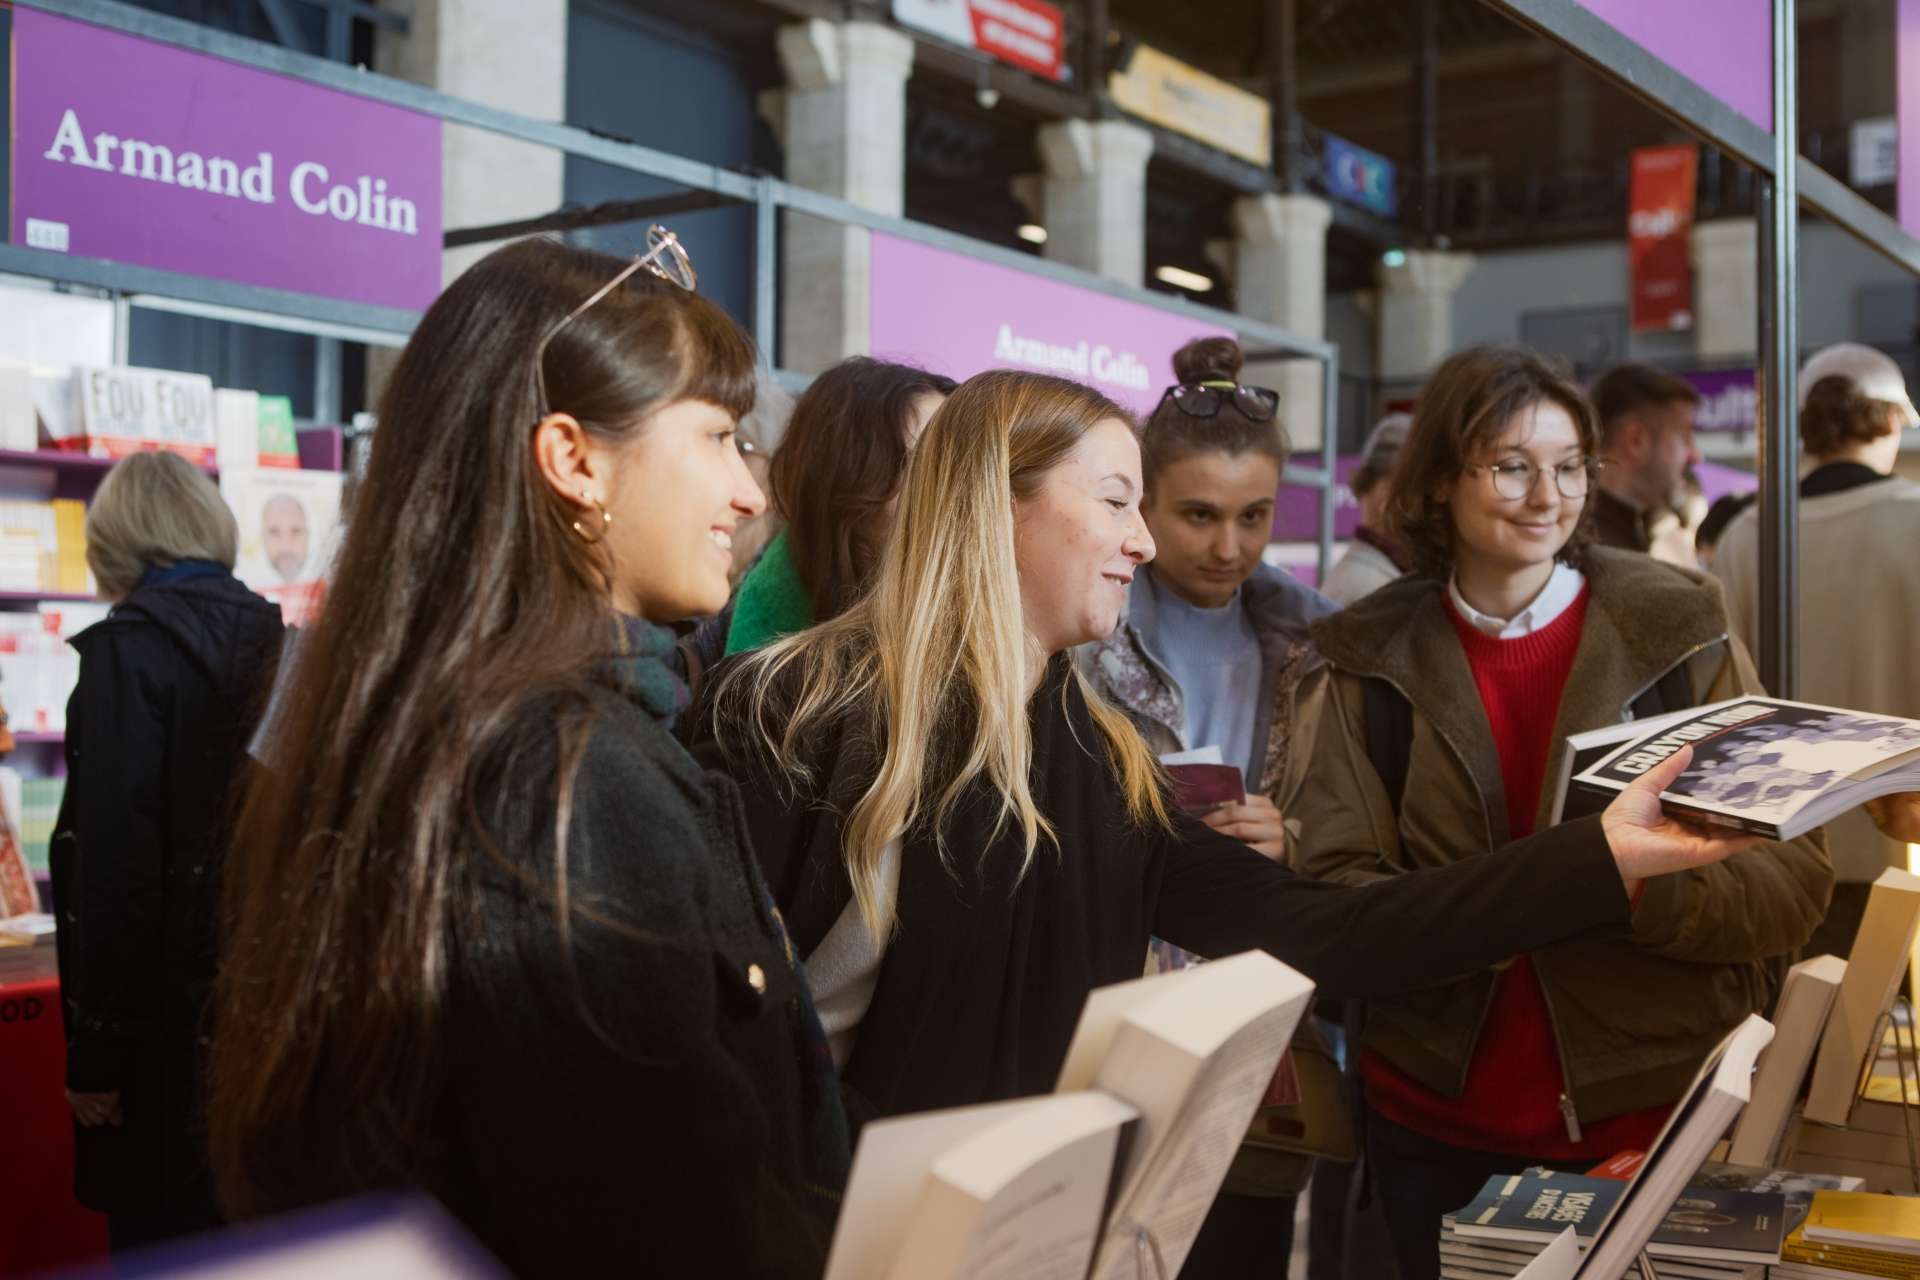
left=50, top=572, right=284, bottom=1214
left=431, top=681, right=842, bottom=1278
left=691, top=655, right=1637, bottom=1123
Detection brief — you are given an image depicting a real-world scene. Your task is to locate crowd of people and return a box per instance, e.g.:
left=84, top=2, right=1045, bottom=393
left=46, top=232, right=1920, bottom=1278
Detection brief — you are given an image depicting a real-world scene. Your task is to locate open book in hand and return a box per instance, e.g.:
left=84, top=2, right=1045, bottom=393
left=1563, top=697, right=1920, bottom=840
left=822, top=951, right=1316, bottom=1280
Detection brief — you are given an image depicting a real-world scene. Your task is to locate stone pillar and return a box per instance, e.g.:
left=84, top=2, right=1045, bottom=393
left=1374, top=250, right=1476, bottom=382
left=770, top=20, right=915, bottom=374
left=1690, top=217, right=1758, bottom=362
left=1232, top=193, right=1332, bottom=450
left=1035, top=119, right=1155, bottom=287
left=375, top=0, right=568, bottom=288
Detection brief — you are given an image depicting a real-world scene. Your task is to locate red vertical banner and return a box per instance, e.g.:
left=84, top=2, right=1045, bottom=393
left=1628, top=143, right=1700, bottom=333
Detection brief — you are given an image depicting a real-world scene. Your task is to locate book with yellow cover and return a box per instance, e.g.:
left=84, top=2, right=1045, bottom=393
left=1802, top=1191, right=1920, bottom=1256
left=1782, top=1224, right=1920, bottom=1280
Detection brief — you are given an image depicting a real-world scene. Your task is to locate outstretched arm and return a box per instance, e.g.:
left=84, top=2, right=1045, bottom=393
left=1156, top=748, right=1757, bottom=1000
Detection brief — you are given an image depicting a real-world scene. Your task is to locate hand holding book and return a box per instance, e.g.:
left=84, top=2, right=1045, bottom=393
left=1200, top=795, right=1287, bottom=861
left=1600, top=744, right=1759, bottom=896
left=1866, top=791, right=1920, bottom=842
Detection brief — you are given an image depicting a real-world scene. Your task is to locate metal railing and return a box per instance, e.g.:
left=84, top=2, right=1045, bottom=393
left=1473, top=0, right=1920, bottom=697
left=4, top=0, right=1347, bottom=575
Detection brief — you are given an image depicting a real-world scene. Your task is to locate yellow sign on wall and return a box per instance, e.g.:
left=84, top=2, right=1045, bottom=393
left=1108, top=44, right=1271, bottom=169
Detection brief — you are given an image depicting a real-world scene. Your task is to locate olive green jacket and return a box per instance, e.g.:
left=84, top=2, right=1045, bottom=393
left=1283, top=547, right=1833, bottom=1129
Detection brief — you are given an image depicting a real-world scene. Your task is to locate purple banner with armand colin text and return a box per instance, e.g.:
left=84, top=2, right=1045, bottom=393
left=868, top=231, right=1231, bottom=418
left=10, top=8, right=442, bottom=313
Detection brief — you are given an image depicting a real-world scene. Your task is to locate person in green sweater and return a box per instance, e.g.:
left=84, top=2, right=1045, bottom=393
left=722, top=357, right=954, bottom=655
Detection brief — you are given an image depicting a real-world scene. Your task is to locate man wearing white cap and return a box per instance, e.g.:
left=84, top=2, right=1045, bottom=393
left=1714, top=341, right=1920, bottom=953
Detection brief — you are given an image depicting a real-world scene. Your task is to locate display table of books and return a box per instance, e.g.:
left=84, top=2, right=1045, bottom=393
left=0, top=976, right=107, bottom=1273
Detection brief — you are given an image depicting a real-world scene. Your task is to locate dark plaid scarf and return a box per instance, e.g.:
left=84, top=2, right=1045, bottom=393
left=615, top=615, right=691, bottom=727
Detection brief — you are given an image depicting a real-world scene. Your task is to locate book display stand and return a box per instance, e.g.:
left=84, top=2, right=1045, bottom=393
left=1125, top=1223, right=1171, bottom=1280
left=1854, top=1000, right=1920, bottom=1189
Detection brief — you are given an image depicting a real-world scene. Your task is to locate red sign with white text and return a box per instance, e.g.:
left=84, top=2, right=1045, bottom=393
left=1628, top=143, right=1699, bottom=333
left=893, top=0, right=1066, bottom=82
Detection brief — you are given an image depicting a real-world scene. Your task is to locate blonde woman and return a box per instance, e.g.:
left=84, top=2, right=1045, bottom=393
left=691, top=369, right=1752, bottom=1139
left=52, top=452, right=284, bottom=1252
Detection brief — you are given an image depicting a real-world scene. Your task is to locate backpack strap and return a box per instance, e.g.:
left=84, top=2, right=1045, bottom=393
left=1360, top=678, right=1414, bottom=819
left=1631, top=655, right=1700, bottom=721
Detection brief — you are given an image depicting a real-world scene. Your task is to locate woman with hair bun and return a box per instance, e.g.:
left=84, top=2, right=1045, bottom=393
left=1084, top=335, right=1329, bottom=862
left=1714, top=342, right=1920, bottom=955
left=1080, top=336, right=1332, bottom=1271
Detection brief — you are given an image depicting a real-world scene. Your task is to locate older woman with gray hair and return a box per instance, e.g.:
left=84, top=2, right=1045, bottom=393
left=50, top=450, right=283, bottom=1254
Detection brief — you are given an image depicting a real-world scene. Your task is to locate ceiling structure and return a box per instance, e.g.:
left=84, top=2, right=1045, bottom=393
left=888, top=0, right=1896, bottom=300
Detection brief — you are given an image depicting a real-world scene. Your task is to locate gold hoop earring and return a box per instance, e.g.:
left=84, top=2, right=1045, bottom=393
left=571, top=497, right=612, bottom=544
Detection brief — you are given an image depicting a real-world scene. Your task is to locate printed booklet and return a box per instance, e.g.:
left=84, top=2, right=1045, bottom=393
left=1568, top=697, right=1920, bottom=840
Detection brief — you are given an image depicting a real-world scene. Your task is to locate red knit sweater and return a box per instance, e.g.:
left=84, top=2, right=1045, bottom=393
left=1361, top=584, right=1669, bottom=1159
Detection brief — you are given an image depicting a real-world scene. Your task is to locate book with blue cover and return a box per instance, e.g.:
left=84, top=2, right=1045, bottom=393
left=1452, top=1170, right=1786, bottom=1265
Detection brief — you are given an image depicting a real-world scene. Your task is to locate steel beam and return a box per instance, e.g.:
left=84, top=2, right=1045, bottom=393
left=1478, top=0, right=1920, bottom=280
left=1757, top=0, right=1800, bottom=697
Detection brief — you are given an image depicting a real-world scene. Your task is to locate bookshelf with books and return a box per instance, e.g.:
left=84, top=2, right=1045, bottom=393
left=0, top=285, right=352, bottom=921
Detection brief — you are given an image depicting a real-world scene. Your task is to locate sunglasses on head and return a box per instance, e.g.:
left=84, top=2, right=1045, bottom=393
left=533, top=224, right=697, bottom=420
left=1155, top=379, right=1281, bottom=424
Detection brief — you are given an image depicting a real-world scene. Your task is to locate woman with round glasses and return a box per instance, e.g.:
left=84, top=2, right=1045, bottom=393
left=206, top=233, right=845, bottom=1277
left=1284, top=345, right=1832, bottom=1280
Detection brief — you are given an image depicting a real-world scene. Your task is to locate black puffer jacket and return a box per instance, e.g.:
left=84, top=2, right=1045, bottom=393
left=51, top=571, right=283, bottom=1214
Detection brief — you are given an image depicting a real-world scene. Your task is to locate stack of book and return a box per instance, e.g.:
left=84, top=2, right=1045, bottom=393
left=1776, top=1190, right=1920, bottom=1278
left=1439, top=1170, right=1783, bottom=1280
left=0, top=770, right=66, bottom=874
left=0, top=498, right=87, bottom=595
left=0, top=602, right=110, bottom=737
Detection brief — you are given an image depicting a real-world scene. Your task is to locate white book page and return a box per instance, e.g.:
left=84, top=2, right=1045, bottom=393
left=1087, top=995, right=1308, bottom=1280
left=896, top=1095, right=1135, bottom=1280
left=1510, top=1227, right=1582, bottom=1280
left=825, top=1097, right=1074, bottom=1280
left=1159, top=746, right=1224, bottom=766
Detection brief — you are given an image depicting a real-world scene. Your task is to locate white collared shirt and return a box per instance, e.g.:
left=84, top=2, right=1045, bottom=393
left=1448, top=560, right=1587, bottom=639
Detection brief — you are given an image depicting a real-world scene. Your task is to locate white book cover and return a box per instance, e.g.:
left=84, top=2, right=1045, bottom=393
left=824, top=1093, right=1137, bottom=1280
left=1572, top=697, right=1920, bottom=839
left=221, top=466, right=344, bottom=626
left=1726, top=954, right=1846, bottom=1167
left=1055, top=950, right=1316, bottom=1280
left=1805, top=867, right=1920, bottom=1126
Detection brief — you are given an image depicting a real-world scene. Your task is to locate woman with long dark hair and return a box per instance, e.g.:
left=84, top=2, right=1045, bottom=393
left=721, top=356, right=954, bottom=654
left=206, top=234, right=844, bottom=1277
